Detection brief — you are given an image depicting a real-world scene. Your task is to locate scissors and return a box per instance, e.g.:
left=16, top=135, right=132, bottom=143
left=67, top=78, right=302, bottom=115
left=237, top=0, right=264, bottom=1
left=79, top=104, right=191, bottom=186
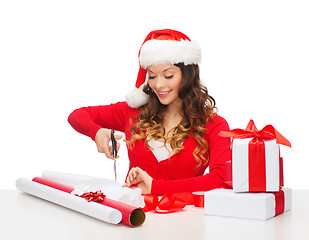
left=111, top=130, right=117, bottom=182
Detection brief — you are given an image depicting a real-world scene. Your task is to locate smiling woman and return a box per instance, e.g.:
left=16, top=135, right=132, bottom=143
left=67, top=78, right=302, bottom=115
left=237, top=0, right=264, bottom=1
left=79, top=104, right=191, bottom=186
left=147, top=64, right=182, bottom=106
left=128, top=61, right=216, bottom=168
left=68, top=29, right=231, bottom=195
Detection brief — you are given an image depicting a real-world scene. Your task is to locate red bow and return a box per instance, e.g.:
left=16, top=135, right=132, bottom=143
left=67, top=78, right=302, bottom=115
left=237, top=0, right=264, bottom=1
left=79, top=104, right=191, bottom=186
left=219, top=120, right=291, bottom=147
left=78, top=190, right=106, bottom=203
left=143, top=193, right=194, bottom=213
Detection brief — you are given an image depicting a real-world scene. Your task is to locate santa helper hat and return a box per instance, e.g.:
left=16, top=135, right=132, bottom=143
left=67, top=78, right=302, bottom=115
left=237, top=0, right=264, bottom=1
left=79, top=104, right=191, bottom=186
left=125, top=29, right=202, bottom=108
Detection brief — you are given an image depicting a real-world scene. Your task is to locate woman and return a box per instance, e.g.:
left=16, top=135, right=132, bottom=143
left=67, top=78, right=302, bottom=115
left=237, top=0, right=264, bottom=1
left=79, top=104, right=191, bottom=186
left=68, top=29, right=231, bottom=195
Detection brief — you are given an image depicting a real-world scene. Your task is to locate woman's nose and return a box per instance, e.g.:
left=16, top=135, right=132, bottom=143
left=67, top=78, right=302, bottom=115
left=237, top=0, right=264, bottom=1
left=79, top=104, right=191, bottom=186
left=155, top=76, right=165, bottom=89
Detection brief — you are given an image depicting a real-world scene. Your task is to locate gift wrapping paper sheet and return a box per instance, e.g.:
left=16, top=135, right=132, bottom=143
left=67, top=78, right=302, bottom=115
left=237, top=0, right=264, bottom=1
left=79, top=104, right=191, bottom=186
left=204, top=188, right=292, bottom=220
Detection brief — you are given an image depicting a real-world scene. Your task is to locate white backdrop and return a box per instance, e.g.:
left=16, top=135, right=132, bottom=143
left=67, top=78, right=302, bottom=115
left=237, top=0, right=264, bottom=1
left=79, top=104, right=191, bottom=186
left=1, top=0, right=308, bottom=189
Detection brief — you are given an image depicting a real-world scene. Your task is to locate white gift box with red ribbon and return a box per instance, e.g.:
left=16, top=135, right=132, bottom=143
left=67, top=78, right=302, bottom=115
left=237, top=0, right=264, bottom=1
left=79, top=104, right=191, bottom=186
left=219, top=120, right=291, bottom=193
left=204, top=188, right=292, bottom=220
left=232, top=138, right=283, bottom=192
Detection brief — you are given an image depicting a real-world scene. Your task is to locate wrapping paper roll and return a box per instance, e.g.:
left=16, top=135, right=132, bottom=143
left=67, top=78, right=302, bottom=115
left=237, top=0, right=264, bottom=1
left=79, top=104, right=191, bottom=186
left=16, top=178, right=122, bottom=224
left=73, top=178, right=144, bottom=208
left=42, top=170, right=95, bottom=186
left=42, top=170, right=144, bottom=207
left=32, top=177, right=146, bottom=227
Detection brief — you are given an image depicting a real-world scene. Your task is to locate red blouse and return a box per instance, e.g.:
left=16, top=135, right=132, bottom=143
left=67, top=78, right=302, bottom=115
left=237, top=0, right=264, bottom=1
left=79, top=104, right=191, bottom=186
left=68, top=101, right=231, bottom=195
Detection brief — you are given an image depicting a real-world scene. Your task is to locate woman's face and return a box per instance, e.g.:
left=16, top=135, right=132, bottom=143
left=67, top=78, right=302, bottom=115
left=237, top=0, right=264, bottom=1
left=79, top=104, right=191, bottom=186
left=146, top=63, right=182, bottom=107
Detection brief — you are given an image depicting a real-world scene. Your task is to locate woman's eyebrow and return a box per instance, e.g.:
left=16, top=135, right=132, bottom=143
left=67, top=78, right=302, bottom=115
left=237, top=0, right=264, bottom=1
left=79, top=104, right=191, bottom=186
left=163, top=68, right=174, bottom=72
left=146, top=67, right=174, bottom=73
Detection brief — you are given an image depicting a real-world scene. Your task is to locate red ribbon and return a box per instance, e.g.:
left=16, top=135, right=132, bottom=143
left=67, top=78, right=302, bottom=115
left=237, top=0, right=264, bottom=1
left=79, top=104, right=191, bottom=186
left=143, top=193, right=191, bottom=213
left=273, top=190, right=285, bottom=216
left=218, top=119, right=291, bottom=147
left=249, top=137, right=266, bottom=191
left=142, top=192, right=204, bottom=213
left=78, top=190, right=106, bottom=203
left=193, top=193, right=205, bottom=208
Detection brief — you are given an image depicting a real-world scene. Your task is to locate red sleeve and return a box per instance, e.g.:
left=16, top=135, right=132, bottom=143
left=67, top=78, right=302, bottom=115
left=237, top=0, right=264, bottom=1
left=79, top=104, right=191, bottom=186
left=68, top=101, right=132, bottom=141
left=151, top=115, right=231, bottom=194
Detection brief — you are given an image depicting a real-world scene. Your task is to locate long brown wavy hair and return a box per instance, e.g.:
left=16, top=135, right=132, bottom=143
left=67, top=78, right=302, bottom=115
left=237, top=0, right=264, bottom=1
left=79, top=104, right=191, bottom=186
left=126, top=63, right=216, bottom=167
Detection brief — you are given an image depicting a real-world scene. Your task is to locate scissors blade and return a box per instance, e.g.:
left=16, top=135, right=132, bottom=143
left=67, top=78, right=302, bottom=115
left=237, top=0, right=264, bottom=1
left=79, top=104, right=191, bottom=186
left=114, top=157, right=117, bottom=182
left=111, top=130, right=117, bottom=182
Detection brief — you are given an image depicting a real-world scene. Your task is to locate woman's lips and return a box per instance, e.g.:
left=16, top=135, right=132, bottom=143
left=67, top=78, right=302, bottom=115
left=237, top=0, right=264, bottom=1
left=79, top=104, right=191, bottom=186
left=157, top=90, right=172, bottom=98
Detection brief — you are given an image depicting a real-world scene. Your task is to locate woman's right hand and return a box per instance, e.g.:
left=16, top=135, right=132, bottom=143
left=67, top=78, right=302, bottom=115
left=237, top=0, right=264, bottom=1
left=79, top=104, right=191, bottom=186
left=94, top=128, right=122, bottom=159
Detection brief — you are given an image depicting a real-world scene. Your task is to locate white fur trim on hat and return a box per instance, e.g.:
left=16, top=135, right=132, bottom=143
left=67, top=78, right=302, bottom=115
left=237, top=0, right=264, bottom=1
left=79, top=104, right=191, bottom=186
left=125, top=84, right=149, bottom=108
left=139, top=39, right=201, bottom=69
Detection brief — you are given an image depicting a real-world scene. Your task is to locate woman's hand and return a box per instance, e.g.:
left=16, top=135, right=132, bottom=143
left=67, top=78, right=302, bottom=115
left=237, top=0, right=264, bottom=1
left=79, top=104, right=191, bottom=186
left=94, top=128, right=122, bottom=159
left=124, top=167, right=153, bottom=194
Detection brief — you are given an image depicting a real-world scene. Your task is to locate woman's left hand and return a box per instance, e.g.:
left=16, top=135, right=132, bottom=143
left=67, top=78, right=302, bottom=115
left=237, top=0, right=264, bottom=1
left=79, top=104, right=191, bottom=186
left=123, top=167, right=153, bottom=194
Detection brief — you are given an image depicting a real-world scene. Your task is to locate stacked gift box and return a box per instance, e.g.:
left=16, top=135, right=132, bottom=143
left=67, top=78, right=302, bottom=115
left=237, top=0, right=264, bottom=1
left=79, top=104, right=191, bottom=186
left=204, top=120, right=292, bottom=220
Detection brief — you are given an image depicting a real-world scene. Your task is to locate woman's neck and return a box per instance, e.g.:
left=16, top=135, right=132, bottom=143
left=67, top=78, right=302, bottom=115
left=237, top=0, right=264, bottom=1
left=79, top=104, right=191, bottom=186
left=162, top=98, right=184, bottom=137
left=165, top=97, right=183, bottom=118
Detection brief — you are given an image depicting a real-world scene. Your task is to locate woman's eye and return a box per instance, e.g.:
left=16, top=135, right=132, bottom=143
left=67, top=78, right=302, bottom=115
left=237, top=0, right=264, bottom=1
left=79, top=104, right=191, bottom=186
left=165, top=75, right=174, bottom=79
left=148, top=76, right=156, bottom=80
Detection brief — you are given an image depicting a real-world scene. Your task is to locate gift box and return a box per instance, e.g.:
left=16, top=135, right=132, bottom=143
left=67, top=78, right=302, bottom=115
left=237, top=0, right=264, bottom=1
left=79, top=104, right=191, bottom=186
left=204, top=188, right=292, bottom=220
left=220, top=120, right=291, bottom=192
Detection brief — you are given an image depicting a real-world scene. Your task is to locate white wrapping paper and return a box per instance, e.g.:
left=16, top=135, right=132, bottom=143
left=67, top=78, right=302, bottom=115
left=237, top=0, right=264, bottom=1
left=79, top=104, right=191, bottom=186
left=42, top=170, right=144, bottom=207
left=204, top=188, right=292, bottom=220
left=16, top=178, right=122, bottom=224
left=232, top=138, right=280, bottom=192
left=42, top=170, right=95, bottom=186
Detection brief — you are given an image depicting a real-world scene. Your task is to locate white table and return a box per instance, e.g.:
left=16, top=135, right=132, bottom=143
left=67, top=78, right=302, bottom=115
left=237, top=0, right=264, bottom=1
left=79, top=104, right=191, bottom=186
left=1, top=189, right=309, bottom=240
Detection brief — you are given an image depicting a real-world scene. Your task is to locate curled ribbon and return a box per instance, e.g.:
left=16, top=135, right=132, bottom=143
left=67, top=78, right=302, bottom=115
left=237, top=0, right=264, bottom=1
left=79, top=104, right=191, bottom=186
left=78, top=190, right=106, bottom=203
left=219, top=119, right=291, bottom=147
left=143, top=192, right=200, bottom=213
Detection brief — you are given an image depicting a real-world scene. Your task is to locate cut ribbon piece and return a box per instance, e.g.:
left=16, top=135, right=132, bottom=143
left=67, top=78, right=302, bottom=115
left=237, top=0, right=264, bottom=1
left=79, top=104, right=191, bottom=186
left=143, top=192, right=201, bottom=213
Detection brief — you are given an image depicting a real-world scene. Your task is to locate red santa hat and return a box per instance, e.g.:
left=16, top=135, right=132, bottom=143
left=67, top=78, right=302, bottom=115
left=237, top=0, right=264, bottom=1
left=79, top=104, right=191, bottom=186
left=125, top=29, right=202, bottom=108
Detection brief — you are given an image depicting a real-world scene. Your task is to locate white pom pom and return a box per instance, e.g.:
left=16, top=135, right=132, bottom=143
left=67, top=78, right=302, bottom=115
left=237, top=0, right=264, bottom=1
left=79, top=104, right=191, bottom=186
left=125, top=86, right=149, bottom=108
